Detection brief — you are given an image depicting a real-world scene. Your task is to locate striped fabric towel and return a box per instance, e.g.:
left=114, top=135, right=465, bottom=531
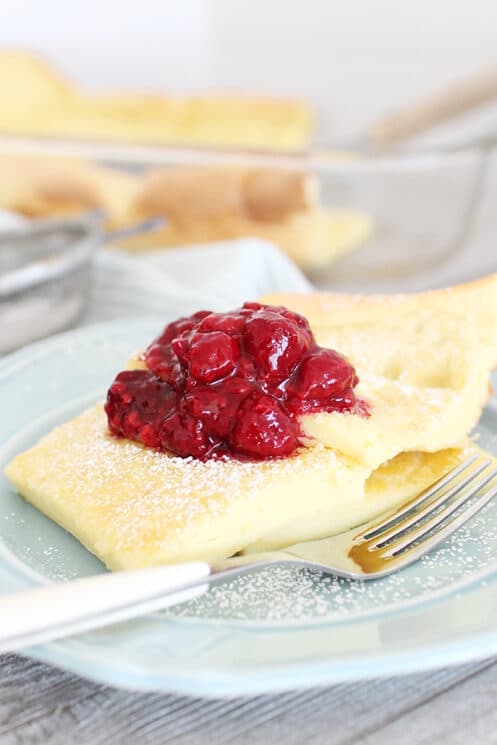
left=83, top=238, right=312, bottom=325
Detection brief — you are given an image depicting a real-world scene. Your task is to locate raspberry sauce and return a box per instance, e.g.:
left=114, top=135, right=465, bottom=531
left=105, top=303, right=363, bottom=460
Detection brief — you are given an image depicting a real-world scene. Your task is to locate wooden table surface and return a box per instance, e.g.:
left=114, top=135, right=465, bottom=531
left=2, top=654, right=497, bottom=744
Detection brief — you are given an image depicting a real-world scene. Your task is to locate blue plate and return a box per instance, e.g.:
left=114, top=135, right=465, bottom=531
left=2, top=317, right=497, bottom=696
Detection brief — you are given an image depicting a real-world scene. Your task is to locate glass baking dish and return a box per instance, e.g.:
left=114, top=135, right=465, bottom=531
left=2, top=135, right=489, bottom=294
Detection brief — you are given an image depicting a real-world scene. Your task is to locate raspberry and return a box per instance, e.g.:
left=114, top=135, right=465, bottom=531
left=198, top=309, right=250, bottom=335
left=144, top=343, right=184, bottom=389
left=289, top=348, right=358, bottom=400
left=188, top=331, right=240, bottom=383
left=170, top=332, right=192, bottom=365
left=244, top=308, right=311, bottom=381
left=185, top=377, right=252, bottom=438
left=105, top=370, right=176, bottom=448
left=280, top=307, right=314, bottom=345
left=242, top=301, right=263, bottom=310
left=148, top=311, right=211, bottom=351
left=159, top=410, right=219, bottom=459
left=231, top=394, right=299, bottom=458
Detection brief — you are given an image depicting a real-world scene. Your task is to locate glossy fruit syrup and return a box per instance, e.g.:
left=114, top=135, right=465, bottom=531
left=105, top=303, right=364, bottom=460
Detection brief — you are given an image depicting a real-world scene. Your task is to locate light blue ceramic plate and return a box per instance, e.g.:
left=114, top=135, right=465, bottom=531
left=2, top=318, right=497, bottom=697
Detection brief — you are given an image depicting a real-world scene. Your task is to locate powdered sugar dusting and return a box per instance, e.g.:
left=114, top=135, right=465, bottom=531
left=169, top=499, right=497, bottom=623
left=11, top=404, right=339, bottom=564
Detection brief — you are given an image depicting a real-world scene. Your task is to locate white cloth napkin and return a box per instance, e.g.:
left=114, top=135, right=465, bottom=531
left=83, top=238, right=312, bottom=324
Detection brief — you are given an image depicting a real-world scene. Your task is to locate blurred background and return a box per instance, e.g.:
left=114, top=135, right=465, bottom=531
left=2, top=0, right=497, bottom=351
left=2, top=0, right=497, bottom=140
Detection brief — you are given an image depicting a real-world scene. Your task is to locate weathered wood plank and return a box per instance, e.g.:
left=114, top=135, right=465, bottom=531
left=345, top=660, right=497, bottom=745
left=0, top=655, right=495, bottom=745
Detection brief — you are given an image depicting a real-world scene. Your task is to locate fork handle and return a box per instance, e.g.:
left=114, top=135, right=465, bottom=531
left=0, top=563, right=211, bottom=652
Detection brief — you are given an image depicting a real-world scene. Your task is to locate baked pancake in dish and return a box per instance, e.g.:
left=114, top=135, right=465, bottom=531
left=0, top=52, right=371, bottom=270
left=5, top=276, right=497, bottom=570
left=0, top=51, right=314, bottom=150
left=0, top=155, right=371, bottom=271
left=122, top=167, right=372, bottom=271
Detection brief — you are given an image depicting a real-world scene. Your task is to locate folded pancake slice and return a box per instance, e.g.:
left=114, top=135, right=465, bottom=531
left=5, top=276, right=497, bottom=570
left=244, top=446, right=470, bottom=553
left=262, top=275, right=497, bottom=467
left=4, top=404, right=366, bottom=569
left=4, top=405, right=470, bottom=570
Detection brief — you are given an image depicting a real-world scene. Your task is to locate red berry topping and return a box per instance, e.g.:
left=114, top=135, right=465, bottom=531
left=159, top=409, right=219, bottom=459
left=197, top=309, right=250, bottom=335
left=106, top=304, right=365, bottom=461
left=105, top=370, right=176, bottom=448
left=152, top=311, right=210, bottom=346
left=144, top=343, right=184, bottom=389
left=185, top=377, right=252, bottom=438
left=188, top=331, right=240, bottom=383
left=245, top=307, right=310, bottom=381
left=231, top=394, right=299, bottom=458
left=170, top=333, right=192, bottom=366
left=288, top=348, right=358, bottom=401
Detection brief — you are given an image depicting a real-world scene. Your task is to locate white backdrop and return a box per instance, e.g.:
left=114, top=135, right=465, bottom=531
left=1, top=0, right=497, bottom=139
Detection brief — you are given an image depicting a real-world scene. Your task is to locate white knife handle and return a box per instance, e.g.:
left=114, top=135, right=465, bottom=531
left=0, top=562, right=211, bottom=652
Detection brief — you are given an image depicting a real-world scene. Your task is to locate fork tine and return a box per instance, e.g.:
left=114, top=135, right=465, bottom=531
left=361, top=454, right=479, bottom=541
left=379, top=463, right=497, bottom=556
left=371, top=457, right=491, bottom=546
left=379, top=479, right=497, bottom=571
